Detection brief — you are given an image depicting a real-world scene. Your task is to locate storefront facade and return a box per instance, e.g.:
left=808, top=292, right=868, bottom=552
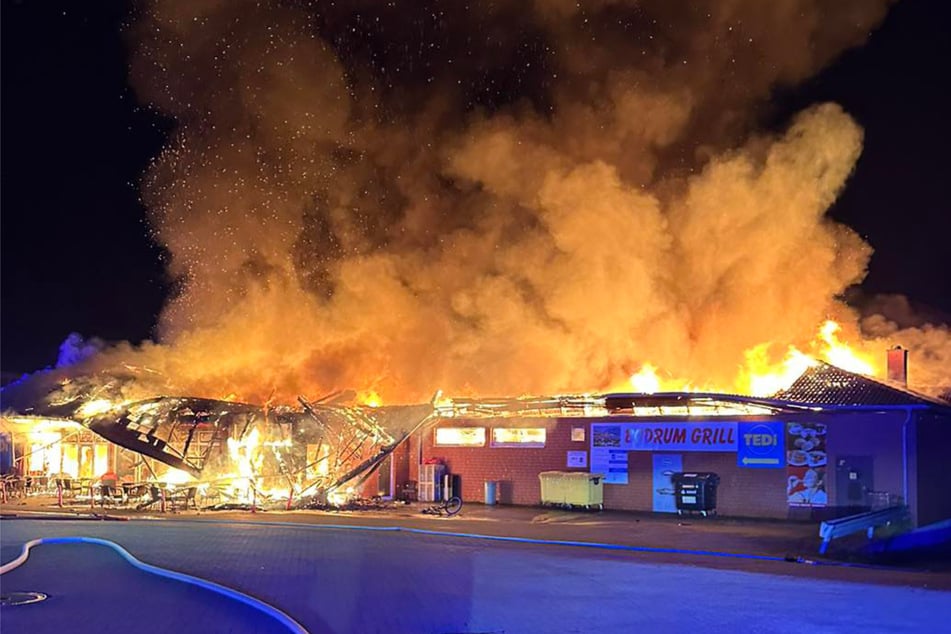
left=0, top=416, right=120, bottom=493
left=406, top=392, right=951, bottom=527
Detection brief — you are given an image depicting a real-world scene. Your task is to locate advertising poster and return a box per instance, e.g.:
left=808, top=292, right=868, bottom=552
left=591, top=424, right=629, bottom=484
left=786, top=422, right=828, bottom=506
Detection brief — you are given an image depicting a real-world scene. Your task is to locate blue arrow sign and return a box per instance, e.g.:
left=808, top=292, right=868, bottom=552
left=737, top=422, right=785, bottom=469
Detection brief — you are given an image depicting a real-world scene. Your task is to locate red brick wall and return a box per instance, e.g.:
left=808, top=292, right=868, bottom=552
left=819, top=410, right=905, bottom=511
left=413, top=417, right=790, bottom=516
left=414, top=417, right=588, bottom=505
left=602, top=451, right=653, bottom=511
left=681, top=452, right=788, bottom=518
left=597, top=448, right=788, bottom=518
left=408, top=412, right=923, bottom=521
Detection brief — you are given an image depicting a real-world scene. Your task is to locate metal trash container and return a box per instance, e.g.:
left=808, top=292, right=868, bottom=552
left=671, top=472, right=720, bottom=516
left=485, top=480, right=498, bottom=506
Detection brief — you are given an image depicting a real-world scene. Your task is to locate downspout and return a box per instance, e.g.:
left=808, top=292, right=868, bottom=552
left=901, top=407, right=913, bottom=521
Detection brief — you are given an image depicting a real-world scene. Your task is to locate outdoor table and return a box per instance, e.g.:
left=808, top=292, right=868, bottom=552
left=1, top=476, right=25, bottom=502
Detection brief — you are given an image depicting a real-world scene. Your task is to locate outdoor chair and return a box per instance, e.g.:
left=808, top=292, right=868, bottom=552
left=122, top=483, right=148, bottom=507
left=136, top=485, right=165, bottom=510
left=1, top=475, right=25, bottom=501
left=77, top=479, right=94, bottom=501
left=55, top=478, right=78, bottom=499
left=99, top=478, right=120, bottom=507
left=169, top=486, right=199, bottom=511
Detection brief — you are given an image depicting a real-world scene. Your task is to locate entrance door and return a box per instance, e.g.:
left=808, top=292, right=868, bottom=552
left=835, top=456, right=873, bottom=510
left=652, top=454, right=683, bottom=513
left=376, top=454, right=393, bottom=499
left=79, top=445, right=95, bottom=479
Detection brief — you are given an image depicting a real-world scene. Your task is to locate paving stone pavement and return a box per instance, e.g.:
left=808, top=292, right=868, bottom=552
left=2, top=516, right=951, bottom=633
left=1, top=540, right=287, bottom=633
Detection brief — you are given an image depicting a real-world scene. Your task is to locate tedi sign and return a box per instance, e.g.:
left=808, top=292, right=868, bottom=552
left=736, top=422, right=785, bottom=469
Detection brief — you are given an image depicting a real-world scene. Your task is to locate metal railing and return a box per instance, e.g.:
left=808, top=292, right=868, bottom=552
left=818, top=505, right=911, bottom=555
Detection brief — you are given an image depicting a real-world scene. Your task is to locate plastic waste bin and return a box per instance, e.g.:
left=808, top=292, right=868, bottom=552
left=539, top=471, right=566, bottom=505
left=484, top=480, right=498, bottom=505
left=671, top=472, right=720, bottom=516
left=562, top=472, right=604, bottom=509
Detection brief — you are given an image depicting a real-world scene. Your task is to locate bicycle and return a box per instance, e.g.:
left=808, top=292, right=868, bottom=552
left=421, top=495, right=463, bottom=517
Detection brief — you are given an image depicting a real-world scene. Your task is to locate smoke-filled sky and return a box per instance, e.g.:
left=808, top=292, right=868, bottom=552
left=2, top=0, right=950, bottom=403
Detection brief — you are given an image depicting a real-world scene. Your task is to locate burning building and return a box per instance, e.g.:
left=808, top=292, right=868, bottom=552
left=3, top=1, right=951, bottom=531
left=2, top=353, right=949, bottom=529
left=404, top=363, right=951, bottom=528
left=0, top=370, right=432, bottom=508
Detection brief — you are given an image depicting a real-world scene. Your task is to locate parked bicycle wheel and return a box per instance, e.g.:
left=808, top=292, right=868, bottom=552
left=444, top=496, right=463, bottom=516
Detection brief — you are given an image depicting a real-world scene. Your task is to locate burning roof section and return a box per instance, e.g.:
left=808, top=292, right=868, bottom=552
left=83, top=397, right=277, bottom=476
left=0, top=374, right=433, bottom=506
left=774, top=362, right=951, bottom=409
left=79, top=395, right=425, bottom=500
left=435, top=392, right=793, bottom=420
left=434, top=366, right=951, bottom=421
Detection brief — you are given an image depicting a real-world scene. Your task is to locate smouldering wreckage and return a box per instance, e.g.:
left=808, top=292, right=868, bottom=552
left=84, top=396, right=430, bottom=510
left=1, top=370, right=435, bottom=510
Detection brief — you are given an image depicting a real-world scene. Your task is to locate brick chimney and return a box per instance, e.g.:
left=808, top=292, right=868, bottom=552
left=886, top=346, right=908, bottom=387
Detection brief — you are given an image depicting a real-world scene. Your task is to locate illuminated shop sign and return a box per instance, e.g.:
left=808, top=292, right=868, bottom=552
left=736, top=422, right=785, bottom=468
left=434, top=427, right=486, bottom=447
left=591, top=422, right=739, bottom=484
left=594, top=422, right=739, bottom=452
left=491, top=428, right=546, bottom=448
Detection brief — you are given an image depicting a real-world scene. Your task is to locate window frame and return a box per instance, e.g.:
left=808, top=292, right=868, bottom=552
left=433, top=426, right=487, bottom=447
left=490, top=427, right=547, bottom=448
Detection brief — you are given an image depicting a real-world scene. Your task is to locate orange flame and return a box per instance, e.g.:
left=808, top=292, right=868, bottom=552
left=815, top=320, right=876, bottom=375
left=741, top=344, right=817, bottom=397
left=629, top=363, right=661, bottom=394
left=356, top=389, right=383, bottom=408
left=623, top=320, right=879, bottom=398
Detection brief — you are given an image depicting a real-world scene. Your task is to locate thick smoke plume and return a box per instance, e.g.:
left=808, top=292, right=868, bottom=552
left=63, top=0, right=945, bottom=404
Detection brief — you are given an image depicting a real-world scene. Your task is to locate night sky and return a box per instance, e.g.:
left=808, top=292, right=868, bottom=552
left=2, top=0, right=949, bottom=377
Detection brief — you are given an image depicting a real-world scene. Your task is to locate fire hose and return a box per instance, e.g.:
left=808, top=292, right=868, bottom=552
left=0, top=536, right=307, bottom=634
left=116, top=517, right=840, bottom=566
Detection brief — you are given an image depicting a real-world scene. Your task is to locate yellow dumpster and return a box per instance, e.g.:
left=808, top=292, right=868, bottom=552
left=563, top=472, right=604, bottom=509
left=539, top=471, right=566, bottom=505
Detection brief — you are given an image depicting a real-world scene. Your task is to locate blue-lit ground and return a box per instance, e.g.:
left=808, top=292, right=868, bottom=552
left=2, top=518, right=950, bottom=633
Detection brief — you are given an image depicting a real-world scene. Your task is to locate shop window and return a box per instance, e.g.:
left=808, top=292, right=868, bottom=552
left=62, top=444, right=79, bottom=478
left=434, top=427, right=486, bottom=447
left=491, top=428, right=546, bottom=448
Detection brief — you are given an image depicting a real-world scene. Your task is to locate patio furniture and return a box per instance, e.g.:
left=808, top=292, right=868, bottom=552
left=55, top=478, right=79, bottom=499
left=121, top=483, right=148, bottom=506
left=168, top=486, right=199, bottom=511
left=1, top=475, right=25, bottom=502
left=136, top=485, right=166, bottom=511
left=99, top=477, right=121, bottom=507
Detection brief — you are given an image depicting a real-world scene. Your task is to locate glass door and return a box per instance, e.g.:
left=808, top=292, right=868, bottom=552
left=652, top=453, right=683, bottom=513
